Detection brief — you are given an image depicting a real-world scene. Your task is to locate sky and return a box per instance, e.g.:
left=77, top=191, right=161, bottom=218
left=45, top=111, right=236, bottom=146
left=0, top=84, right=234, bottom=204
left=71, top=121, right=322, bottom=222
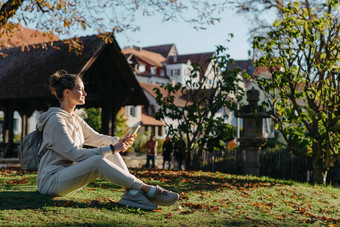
left=115, top=7, right=253, bottom=60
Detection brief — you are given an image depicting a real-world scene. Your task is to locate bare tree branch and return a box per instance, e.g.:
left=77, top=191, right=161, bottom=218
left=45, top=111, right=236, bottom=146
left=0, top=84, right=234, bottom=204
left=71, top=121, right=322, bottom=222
left=0, top=0, right=24, bottom=27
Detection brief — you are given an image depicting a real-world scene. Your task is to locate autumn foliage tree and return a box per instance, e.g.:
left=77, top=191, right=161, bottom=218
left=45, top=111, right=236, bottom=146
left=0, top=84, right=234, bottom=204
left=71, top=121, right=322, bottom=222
left=252, top=0, right=339, bottom=185
left=0, top=0, right=232, bottom=51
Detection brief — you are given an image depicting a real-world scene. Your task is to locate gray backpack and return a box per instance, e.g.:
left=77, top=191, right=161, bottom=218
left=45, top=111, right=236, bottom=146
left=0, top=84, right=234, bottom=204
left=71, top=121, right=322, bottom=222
left=18, top=128, right=47, bottom=171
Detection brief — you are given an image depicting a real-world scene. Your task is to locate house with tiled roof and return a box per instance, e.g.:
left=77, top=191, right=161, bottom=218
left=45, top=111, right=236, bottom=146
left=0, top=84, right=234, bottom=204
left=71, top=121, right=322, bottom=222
left=143, top=44, right=178, bottom=58
left=122, top=45, right=216, bottom=88
left=166, top=52, right=216, bottom=87
left=122, top=47, right=169, bottom=85
left=122, top=44, right=220, bottom=138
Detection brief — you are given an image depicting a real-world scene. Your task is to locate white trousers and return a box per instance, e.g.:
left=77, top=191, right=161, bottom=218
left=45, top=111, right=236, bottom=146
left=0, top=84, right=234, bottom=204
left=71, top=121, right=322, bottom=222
left=46, top=152, right=143, bottom=196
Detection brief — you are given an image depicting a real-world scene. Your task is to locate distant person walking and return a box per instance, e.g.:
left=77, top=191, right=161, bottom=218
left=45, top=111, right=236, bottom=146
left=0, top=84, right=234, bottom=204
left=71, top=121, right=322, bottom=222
left=174, top=137, right=186, bottom=170
left=162, top=136, right=173, bottom=170
left=144, top=134, right=158, bottom=169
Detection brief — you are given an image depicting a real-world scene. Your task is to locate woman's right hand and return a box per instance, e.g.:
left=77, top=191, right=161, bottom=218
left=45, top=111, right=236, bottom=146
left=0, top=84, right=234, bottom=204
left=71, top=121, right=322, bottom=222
left=115, top=134, right=135, bottom=152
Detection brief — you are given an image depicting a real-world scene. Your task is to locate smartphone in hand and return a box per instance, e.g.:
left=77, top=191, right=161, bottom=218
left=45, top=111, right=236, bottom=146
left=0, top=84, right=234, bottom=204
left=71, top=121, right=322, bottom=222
left=132, top=125, right=141, bottom=136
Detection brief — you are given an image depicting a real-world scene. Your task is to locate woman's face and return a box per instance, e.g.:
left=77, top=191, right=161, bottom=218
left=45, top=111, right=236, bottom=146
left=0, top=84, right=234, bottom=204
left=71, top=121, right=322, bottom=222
left=68, top=79, right=87, bottom=105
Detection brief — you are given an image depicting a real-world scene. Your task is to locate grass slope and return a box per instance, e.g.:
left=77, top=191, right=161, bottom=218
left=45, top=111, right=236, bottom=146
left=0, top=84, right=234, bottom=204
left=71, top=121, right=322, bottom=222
left=0, top=168, right=339, bottom=226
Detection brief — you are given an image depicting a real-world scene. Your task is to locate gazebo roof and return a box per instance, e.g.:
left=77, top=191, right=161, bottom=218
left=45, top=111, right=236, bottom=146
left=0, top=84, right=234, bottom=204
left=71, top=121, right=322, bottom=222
left=0, top=34, right=148, bottom=110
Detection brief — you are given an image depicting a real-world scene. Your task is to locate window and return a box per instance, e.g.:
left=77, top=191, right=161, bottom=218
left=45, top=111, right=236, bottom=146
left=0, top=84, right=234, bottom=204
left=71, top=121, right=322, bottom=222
left=174, top=69, right=181, bottom=76
left=151, top=67, right=156, bottom=75
left=158, top=126, right=163, bottom=137
left=160, top=69, right=165, bottom=77
left=129, top=106, right=136, bottom=117
left=144, top=125, right=148, bottom=132
left=263, top=119, right=268, bottom=133
left=151, top=126, right=155, bottom=136
left=147, top=106, right=153, bottom=116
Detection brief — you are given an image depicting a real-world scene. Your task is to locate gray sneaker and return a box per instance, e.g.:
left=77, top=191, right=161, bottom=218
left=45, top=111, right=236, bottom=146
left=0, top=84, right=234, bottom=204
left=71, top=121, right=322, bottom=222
left=147, top=185, right=179, bottom=206
left=119, top=190, right=158, bottom=210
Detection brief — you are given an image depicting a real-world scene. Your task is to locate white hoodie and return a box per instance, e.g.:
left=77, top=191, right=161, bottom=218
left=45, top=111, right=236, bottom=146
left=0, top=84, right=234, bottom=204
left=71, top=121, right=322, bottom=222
left=36, top=107, right=119, bottom=193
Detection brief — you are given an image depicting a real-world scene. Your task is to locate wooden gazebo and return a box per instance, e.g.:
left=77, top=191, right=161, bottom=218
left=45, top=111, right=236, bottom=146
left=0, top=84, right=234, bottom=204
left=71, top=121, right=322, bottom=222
left=0, top=34, right=148, bottom=158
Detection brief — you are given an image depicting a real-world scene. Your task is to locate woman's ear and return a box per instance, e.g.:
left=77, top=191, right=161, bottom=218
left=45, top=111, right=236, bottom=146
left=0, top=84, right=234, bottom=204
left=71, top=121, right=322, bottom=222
left=63, top=89, right=70, bottom=97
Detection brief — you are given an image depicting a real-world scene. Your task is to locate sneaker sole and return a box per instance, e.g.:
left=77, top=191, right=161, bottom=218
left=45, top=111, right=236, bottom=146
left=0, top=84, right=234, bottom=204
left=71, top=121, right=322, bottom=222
left=119, top=199, right=157, bottom=210
left=151, top=194, right=180, bottom=206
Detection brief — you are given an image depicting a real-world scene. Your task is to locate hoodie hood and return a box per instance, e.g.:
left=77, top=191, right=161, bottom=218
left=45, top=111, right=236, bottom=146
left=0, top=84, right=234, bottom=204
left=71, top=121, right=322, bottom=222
left=37, top=107, right=73, bottom=132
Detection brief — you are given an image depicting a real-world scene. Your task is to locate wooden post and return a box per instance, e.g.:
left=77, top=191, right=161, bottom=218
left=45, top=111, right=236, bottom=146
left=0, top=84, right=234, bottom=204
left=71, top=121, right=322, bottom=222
left=21, top=114, right=27, bottom=139
left=2, top=106, right=14, bottom=158
left=111, top=109, right=117, bottom=136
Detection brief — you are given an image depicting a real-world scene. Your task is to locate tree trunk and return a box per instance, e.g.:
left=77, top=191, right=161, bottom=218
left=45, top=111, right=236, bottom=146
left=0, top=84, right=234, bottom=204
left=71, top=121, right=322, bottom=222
left=312, top=166, right=328, bottom=186
left=311, top=141, right=328, bottom=185
left=191, top=148, right=203, bottom=170
left=185, top=149, right=192, bottom=170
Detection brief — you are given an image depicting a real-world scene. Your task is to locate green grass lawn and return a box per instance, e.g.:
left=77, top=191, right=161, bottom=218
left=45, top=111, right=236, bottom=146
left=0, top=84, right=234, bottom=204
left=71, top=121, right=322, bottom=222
left=0, top=168, right=339, bottom=226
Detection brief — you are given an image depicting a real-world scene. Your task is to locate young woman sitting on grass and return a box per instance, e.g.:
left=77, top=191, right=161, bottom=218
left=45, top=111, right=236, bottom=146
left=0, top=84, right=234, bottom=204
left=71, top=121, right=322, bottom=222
left=36, top=70, right=179, bottom=210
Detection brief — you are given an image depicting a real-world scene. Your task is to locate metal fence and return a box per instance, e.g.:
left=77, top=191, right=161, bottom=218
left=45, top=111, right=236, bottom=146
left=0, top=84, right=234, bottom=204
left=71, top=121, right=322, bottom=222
left=202, top=147, right=340, bottom=184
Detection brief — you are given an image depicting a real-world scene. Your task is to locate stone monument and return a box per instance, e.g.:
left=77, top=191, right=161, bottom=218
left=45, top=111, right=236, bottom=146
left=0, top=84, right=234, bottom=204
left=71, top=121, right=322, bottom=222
left=235, top=87, right=270, bottom=176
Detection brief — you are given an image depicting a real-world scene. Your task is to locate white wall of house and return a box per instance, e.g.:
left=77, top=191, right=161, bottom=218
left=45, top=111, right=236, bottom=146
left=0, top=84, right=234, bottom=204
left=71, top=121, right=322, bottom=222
left=202, top=62, right=216, bottom=88
left=166, top=63, right=195, bottom=86
left=125, top=105, right=142, bottom=130
left=149, top=76, right=169, bottom=85
left=136, top=75, right=150, bottom=84
left=136, top=74, right=169, bottom=85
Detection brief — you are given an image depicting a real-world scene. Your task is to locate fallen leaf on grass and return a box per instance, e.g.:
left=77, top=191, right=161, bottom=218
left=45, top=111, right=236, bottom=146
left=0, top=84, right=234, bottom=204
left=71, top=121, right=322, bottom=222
left=61, top=201, right=74, bottom=207
left=179, top=195, right=189, bottom=201
left=154, top=208, right=163, bottom=212
left=165, top=213, right=173, bottom=219
left=5, top=178, right=27, bottom=185
left=299, top=208, right=306, bottom=214
left=330, top=194, right=338, bottom=199
left=180, top=210, right=196, bottom=215
left=181, top=202, right=203, bottom=209
left=245, top=216, right=254, bottom=221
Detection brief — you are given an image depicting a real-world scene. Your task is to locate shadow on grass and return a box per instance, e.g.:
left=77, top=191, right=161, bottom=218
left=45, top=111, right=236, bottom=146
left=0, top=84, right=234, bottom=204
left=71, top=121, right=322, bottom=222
left=0, top=191, right=150, bottom=213
left=132, top=169, right=296, bottom=194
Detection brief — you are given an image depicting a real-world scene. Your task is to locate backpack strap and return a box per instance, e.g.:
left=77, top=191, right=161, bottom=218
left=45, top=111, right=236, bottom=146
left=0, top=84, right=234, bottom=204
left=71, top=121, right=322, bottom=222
left=36, top=113, right=56, bottom=158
